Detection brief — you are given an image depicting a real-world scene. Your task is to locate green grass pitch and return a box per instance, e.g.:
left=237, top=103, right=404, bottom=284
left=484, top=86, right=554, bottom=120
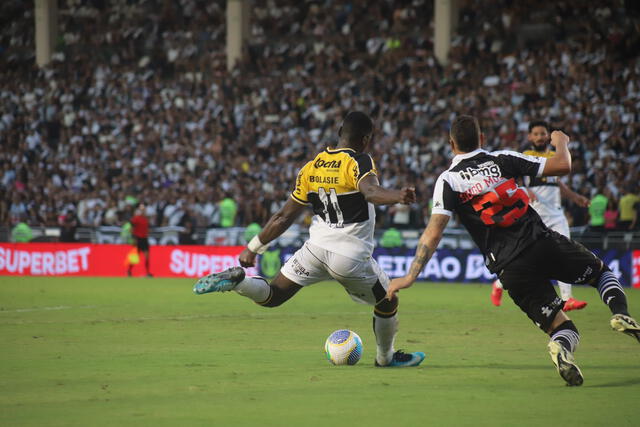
left=1, top=276, right=639, bottom=427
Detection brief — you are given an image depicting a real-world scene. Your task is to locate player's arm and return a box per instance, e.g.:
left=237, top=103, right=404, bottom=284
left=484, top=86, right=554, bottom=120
left=358, top=175, right=416, bottom=205
left=542, top=131, right=571, bottom=176
left=257, top=198, right=306, bottom=243
left=559, top=181, right=590, bottom=207
left=239, top=198, right=306, bottom=267
left=385, top=213, right=450, bottom=299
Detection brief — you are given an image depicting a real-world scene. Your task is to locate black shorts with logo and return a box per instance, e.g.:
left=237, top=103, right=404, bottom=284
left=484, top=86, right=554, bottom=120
left=136, top=237, right=150, bottom=252
left=498, top=230, right=602, bottom=331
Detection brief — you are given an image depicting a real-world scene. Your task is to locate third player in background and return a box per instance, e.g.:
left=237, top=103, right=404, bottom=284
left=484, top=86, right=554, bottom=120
left=491, top=121, right=591, bottom=311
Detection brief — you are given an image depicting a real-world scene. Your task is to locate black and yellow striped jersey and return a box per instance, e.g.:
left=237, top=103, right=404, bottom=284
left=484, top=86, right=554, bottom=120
left=290, top=147, right=378, bottom=259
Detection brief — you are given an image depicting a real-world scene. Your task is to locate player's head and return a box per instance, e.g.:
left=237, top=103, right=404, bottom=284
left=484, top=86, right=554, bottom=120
left=528, top=120, right=550, bottom=152
left=338, top=111, right=373, bottom=151
left=449, top=115, right=482, bottom=153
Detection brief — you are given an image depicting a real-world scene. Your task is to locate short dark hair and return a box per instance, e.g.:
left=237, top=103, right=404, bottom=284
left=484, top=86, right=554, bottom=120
left=528, top=120, right=549, bottom=133
left=340, top=111, right=373, bottom=144
left=450, top=115, right=480, bottom=152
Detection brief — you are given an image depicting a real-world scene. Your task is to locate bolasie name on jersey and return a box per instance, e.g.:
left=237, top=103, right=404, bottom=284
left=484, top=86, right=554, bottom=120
left=309, top=176, right=339, bottom=184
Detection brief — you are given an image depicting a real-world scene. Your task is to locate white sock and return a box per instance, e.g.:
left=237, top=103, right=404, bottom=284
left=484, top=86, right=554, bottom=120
left=233, top=276, right=271, bottom=304
left=493, top=279, right=503, bottom=289
left=374, top=314, right=398, bottom=365
left=558, top=282, right=572, bottom=301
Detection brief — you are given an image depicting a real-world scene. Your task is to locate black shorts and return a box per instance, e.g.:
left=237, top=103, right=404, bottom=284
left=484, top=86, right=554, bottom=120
left=499, top=230, right=603, bottom=331
left=135, top=237, right=150, bottom=252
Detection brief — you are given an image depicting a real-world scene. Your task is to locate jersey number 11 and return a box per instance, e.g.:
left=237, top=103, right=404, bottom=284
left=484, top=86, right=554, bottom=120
left=318, top=187, right=345, bottom=228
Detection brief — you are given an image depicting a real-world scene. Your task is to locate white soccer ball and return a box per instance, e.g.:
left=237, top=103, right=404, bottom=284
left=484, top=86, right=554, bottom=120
left=324, top=329, right=363, bottom=365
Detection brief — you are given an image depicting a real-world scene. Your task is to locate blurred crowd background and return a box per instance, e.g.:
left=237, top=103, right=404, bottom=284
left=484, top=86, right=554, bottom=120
left=1, top=0, right=639, bottom=239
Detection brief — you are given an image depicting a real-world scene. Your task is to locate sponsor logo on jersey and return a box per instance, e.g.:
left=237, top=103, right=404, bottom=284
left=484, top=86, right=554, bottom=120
left=459, top=162, right=501, bottom=180
left=314, top=159, right=342, bottom=169
left=294, top=171, right=303, bottom=194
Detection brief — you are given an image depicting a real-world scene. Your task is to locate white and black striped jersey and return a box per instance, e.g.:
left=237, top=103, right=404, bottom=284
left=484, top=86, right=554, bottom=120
left=432, top=148, right=549, bottom=273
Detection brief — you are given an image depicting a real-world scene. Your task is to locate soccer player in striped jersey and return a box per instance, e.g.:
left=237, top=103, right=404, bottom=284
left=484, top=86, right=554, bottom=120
left=388, top=115, right=639, bottom=386
left=491, top=121, right=590, bottom=311
left=194, top=111, right=425, bottom=368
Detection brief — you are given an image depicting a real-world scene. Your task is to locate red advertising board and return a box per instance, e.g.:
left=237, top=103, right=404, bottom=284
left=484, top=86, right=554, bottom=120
left=0, top=243, right=258, bottom=278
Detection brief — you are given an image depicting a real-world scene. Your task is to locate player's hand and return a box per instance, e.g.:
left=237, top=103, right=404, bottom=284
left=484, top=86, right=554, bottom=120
left=398, top=187, right=416, bottom=204
left=526, top=188, right=538, bottom=202
left=574, top=194, right=590, bottom=208
left=550, top=130, right=569, bottom=148
left=386, top=276, right=414, bottom=300
left=239, top=248, right=258, bottom=267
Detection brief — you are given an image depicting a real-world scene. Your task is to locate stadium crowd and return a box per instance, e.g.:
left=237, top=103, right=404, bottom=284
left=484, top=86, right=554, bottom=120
left=1, top=0, right=639, bottom=236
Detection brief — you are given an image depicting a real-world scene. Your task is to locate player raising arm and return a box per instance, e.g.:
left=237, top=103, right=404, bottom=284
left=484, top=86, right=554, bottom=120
left=387, top=115, right=639, bottom=386
left=491, top=121, right=590, bottom=311
left=194, top=111, right=425, bottom=368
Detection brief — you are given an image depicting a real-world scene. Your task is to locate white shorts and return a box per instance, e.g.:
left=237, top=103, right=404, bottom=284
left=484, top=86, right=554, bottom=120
left=280, top=241, right=390, bottom=305
left=543, top=215, right=570, bottom=238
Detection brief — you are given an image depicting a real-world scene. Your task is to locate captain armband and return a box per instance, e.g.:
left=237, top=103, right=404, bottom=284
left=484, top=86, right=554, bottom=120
left=247, top=236, right=269, bottom=254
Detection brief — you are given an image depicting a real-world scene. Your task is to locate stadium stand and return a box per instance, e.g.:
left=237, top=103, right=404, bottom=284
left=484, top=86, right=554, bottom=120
left=1, top=0, right=639, bottom=244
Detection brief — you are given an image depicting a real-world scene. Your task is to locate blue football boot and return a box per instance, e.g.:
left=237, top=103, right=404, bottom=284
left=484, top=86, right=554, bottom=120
left=193, top=267, right=245, bottom=294
left=375, top=350, right=425, bottom=367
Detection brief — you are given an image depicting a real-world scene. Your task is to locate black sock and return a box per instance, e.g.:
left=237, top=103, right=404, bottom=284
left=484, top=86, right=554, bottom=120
left=549, top=320, right=580, bottom=353
left=595, top=270, right=629, bottom=315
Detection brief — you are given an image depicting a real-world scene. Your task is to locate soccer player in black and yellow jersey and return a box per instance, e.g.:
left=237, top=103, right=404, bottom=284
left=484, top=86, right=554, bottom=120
left=194, top=111, right=425, bottom=367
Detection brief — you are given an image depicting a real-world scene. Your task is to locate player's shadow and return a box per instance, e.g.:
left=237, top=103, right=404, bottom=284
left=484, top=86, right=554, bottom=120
left=434, top=364, right=640, bottom=387
left=432, top=364, right=548, bottom=370
left=587, top=378, right=640, bottom=388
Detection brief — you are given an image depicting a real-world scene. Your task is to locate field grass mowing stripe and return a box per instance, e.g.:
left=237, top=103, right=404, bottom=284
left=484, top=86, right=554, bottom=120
left=0, top=305, right=96, bottom=313
left=0, top=309, right=452, bottom=326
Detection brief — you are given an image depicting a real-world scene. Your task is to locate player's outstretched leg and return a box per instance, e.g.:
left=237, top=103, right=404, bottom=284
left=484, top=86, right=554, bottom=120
left=491, top=279, right=503, bottom=306
left=547, top=318, right=583, bottom=386
left=591, top=268, right=640, bottom=343
left=372, top=293, right=425, bottom=368
left=194, top=268, right=302, bottom=307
